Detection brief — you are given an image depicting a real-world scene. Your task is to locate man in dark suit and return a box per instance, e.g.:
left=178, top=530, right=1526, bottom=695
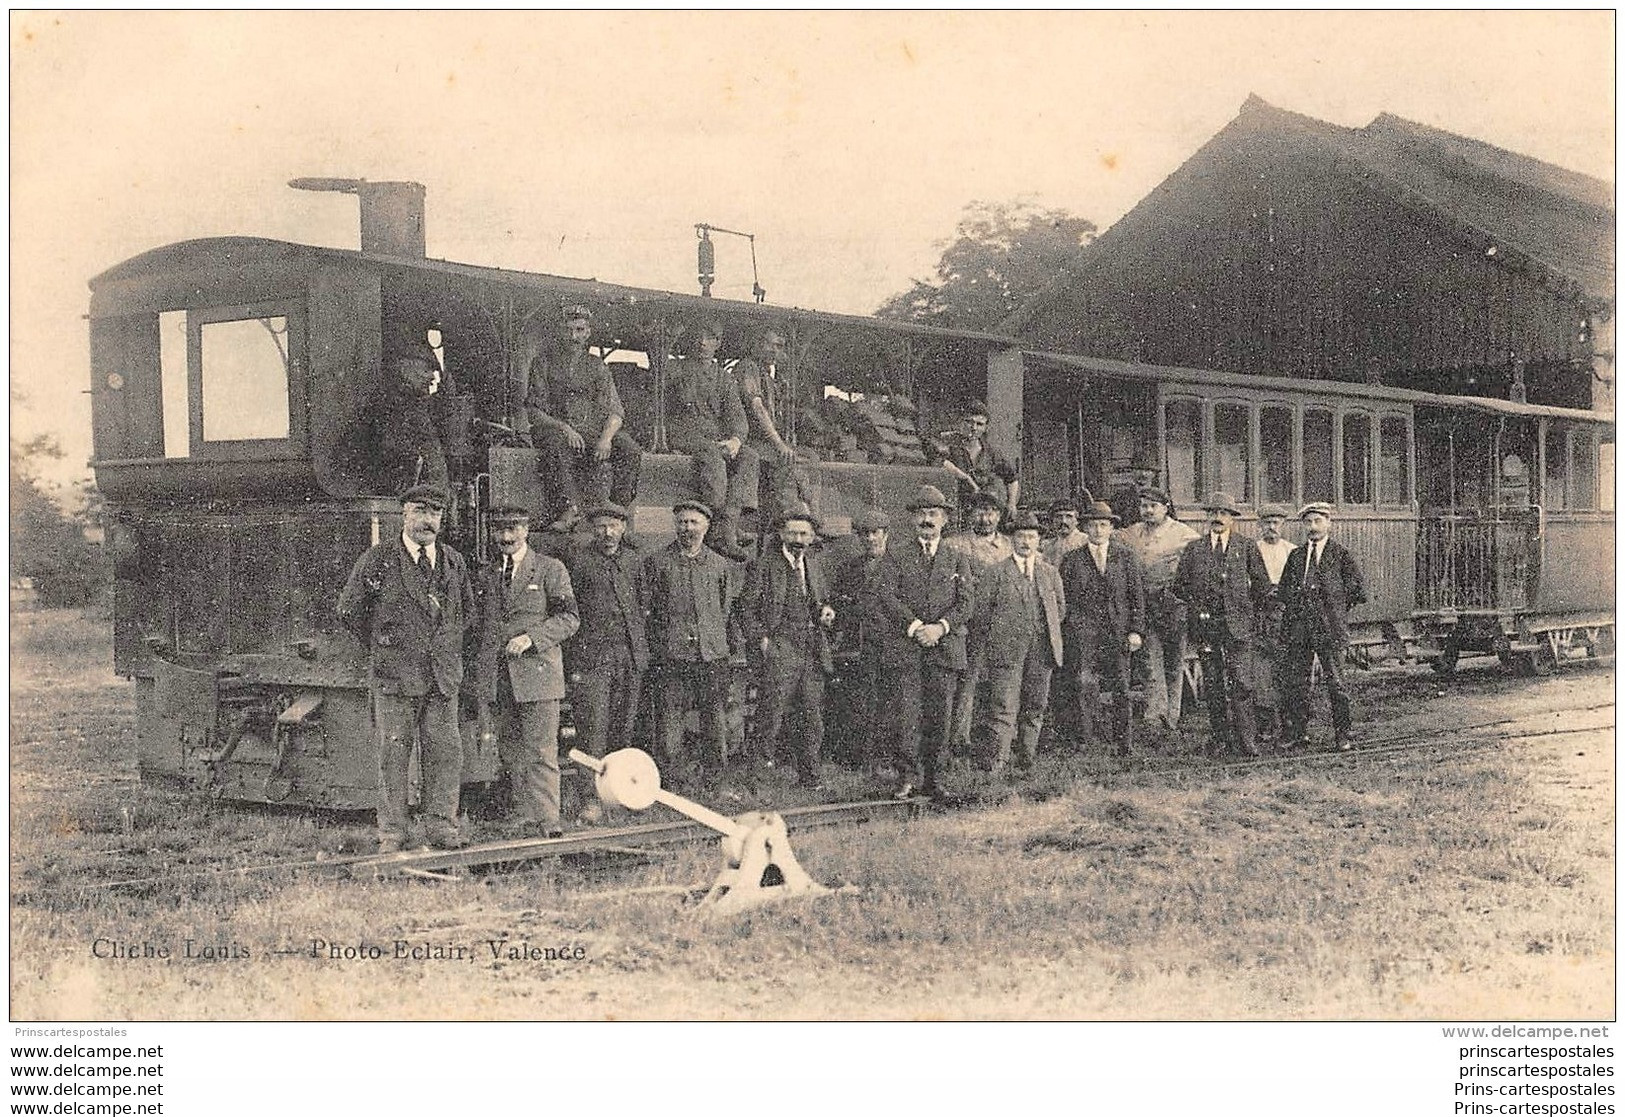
left=642, top=500, right=742, bottom=784
left=874, top=484, right=975, bottom=799
left=740, top=504, right=836, bottom=787
left=337, top=484, right=476, bottom=853
left=562, top=503, right=648, bottom=771
left=1059, top=501, right=1146, bottom=756
left=1279, top=502, right=1368, bottom=751
left=830, top=506, right=897, bottom=771
left=1172, top=491, right=1272, bottom=756
left=970, top=511, right=1066, bottom=774
left=474, top=506, right=580, bottom=838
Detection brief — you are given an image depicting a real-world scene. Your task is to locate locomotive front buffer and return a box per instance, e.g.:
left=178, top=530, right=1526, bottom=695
left=570, top=748, right=834, bottom=913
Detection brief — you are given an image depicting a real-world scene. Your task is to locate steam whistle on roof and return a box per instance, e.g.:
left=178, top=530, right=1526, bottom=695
left=290, top=177, right=426, bottom=259
left=695, top=223, right=766, bottom=304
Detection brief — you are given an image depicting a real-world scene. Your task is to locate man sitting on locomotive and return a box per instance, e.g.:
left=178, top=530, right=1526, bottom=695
left=664, top=321, right=758, bottom=560
left=368, top=339, right=451, bottom=494
left=732, top=327, right=816, bottom=533
left=521, top=305, right=643, bottom=533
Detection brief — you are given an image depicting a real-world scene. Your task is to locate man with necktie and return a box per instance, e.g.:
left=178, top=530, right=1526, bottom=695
left=830, top=506, right=897, bottom=771
left=1278, top=502, right=1368, bottom=751
left=874, top=485, right=975, bottom=799
left=970, top=511, right=1066, bottom=775
left=337, top=484, right=476, bottom=853
left=474, top=506, right=580, bottom=838
left=1172, top=492, right=1271, bottom=757
left=740, top=504, right=837, bottom=788
left=1059, top=501, right=1145, bottom=757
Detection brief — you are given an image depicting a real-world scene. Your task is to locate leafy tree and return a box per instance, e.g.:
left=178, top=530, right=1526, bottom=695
left=11, top=435, right=106, bottom=607
left=877, top=199, right=1097, bottom=331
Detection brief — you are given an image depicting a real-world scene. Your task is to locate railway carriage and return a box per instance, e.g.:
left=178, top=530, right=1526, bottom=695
left=1010, top=350, right=1615, bottom=676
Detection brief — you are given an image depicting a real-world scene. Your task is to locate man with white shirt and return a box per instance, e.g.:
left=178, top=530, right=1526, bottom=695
left=740, top=504, right=837, bottom=788
left=474, top=506, right=580, bottom=838
left=1253, top=505, right=1297, bottom=745
left=969, top=511, right=1066, bottom=775
left=1059, top=501, right=1146, bottom=756
left=874, top=485, right=975, bottom=799
left=337, top=484, right=476, bottom=853
left=1117, top=488, right=1200, bottom=733
left=1279, top=502, right=1367, bottom=751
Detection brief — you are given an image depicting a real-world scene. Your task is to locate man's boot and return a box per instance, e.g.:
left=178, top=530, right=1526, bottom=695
left=707, top=508, right=752, bottom=561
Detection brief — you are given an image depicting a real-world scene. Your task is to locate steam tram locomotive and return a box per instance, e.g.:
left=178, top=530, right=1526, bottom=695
left=88, top=182, right=993, bottom=808
left=90, top=182, right=1613, bottom=810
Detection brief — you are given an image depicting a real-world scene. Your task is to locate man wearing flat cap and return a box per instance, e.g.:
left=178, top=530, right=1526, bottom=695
left=1253, top=505, right=1298, bottom=745
left=1278, top=502, right=1367, bottom=751
left=970, top=510, right=1066, bottom=774
left=1118, top=487, right=1200, bottom=732
left=475, top=506, right=579, bottom=838
left=874, top=484, right=975, bottom=798
left=519, top=305, right=643, bottom=534
left=337, top=485, right=476, bottom=852
left=642, top=499, right=742, bottom=784
left=1041, top=498, right=1089, bottom=568
left=665, top=320, right=758, bottom=561
left=831, top=507, right=900, bottom=769
left=561, top=502, right=648, bottom=819
left=739, top=503, right=836, bottom=787
left=1059, top=501, right=1145, bottom=756
left=1172, top=492, right=1271, bottom=756
left=368, top=339, right=451, bottom=495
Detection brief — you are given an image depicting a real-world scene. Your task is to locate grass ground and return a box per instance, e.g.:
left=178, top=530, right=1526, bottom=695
left=9, top=607, right=1614, bottom=1020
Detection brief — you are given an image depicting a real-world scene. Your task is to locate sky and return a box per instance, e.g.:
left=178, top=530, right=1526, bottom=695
left=9, top=11, right=1615, bottom=492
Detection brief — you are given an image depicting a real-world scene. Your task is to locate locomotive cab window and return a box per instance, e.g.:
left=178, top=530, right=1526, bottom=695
left=185, top=302, right=306, bottom=458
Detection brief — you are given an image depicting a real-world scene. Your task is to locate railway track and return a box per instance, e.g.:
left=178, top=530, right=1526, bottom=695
left=46, top=701, right=1614, bottom=895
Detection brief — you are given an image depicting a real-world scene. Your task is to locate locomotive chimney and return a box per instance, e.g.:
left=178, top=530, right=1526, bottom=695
left=289, top=177, right=427, bottom=258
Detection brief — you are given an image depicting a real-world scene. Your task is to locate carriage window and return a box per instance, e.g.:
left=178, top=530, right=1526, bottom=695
left=1213, top=403, right=1251, bottom=502
left=199, top=317, right=292, bottom=442
left=1378, top=415, right=1410, bottom=505
left=1342, top=412, right=1372, bottom=504
left=1571, top=429, right=1596, bottom=510
left=1303, top=408, right=1334, bottom=503
left=159, top=311, right=189, bottom=457
left=1543, top=427, right=1568, bottom=511
left=1164, top=399, right=1203, bottom=505
left=1260, top=406, right=1295, bottom=504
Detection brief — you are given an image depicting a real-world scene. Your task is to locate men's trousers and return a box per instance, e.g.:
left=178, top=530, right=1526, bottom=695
left=374, top=690, right=462, bottom=842
left=492, top=676, right=561, bottom=828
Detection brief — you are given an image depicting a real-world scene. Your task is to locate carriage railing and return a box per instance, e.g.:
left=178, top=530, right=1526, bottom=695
left=1415, top=511, right=1536, bottom=612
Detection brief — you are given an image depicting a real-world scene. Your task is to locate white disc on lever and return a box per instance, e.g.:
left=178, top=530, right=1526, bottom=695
left=595, top=748, right=662, bottom=811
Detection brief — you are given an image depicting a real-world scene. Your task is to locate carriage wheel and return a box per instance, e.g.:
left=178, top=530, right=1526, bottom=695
left=1514, top=634, right=1558, bottom=677
left=1429, top=640, right=1459, bottom=678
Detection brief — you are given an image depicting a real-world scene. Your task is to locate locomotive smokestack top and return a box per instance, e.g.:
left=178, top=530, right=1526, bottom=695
left=290, top=177, right=426, bottom=259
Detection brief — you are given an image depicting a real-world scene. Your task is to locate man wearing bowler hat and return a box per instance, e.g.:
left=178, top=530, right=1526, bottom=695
left=1118, top=487, right=1200, bottom=732
left=642, top=499, right=742, bottom=785
left=1172, top=491, right=1271, bottom=756
left=874, top=484, right=975, bottom=799
left=475, top=506, right=579, bottom=838
left=1278, top=502, right=1367, bottom=751
left=1059, top=501, right=1145, bottom=756
left=561, top=503, right=648, bottom=802
left=970, top=510, right=1066, bottom=774
left=337, top=484, right=476, bottom=852
left=740, top=503, right=837, bottom=787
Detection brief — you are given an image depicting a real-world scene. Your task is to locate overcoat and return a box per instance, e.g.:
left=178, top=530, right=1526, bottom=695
left=1172, top=534, right=1271, bottom=642
left=1059, top=543, right=1146, bottom=651
left=562, top=542, right=649, bottom=674
left=740, top=548, right=835, bottom=674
